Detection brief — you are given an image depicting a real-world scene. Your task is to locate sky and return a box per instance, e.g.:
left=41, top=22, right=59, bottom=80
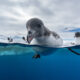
left=0, top=0, right=80, bottom=39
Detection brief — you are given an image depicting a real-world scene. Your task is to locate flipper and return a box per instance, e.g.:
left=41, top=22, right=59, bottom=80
left=68, top=48, right=80, bottom=55
left=32, top=54, right=40, bottom=59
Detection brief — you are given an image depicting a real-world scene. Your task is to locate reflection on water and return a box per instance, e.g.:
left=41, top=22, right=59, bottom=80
left=0, top=43, right=80, bottom=56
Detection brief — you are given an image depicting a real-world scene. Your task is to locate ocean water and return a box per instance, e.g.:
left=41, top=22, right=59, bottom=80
left=0, top=43, right=80, bottom=80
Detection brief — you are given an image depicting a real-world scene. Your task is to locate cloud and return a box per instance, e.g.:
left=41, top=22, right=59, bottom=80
left=0, top=0, right=80, bottom=39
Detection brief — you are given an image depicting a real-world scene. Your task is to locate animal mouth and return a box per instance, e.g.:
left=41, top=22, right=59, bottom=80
left=27, top=36, right=33, bottom=44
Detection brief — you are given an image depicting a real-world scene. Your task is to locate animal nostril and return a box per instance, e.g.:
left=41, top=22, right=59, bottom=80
left=28, top=31, right=32, bottom=34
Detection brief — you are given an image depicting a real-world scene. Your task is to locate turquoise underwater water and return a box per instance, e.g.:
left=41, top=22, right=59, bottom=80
left=0, top=43, right=80, bottom=80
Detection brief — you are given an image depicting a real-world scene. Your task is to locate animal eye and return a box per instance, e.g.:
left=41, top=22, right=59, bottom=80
left=37, top=24, right=41, bottom=28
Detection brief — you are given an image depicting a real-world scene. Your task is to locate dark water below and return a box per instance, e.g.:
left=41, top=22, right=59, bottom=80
left=0, top=43, right=80, bottom=80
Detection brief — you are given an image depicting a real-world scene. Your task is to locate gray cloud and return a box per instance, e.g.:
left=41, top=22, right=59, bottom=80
left=0, top=0, right=80, bottom=39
